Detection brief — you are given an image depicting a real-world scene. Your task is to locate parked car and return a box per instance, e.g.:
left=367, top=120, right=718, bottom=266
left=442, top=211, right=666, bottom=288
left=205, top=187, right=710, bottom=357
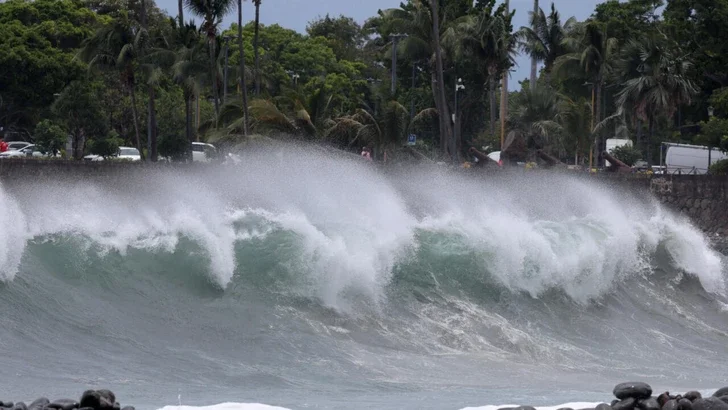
left=0, top=144, right=51, bottom=158
left=191, top=142, right=217, bottom=162
left=6, top=141, right=32, bottom=151
left=83, top=146, right=142, bottom=161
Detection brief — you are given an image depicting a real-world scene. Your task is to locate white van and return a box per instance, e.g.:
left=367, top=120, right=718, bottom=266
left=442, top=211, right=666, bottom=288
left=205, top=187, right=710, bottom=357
left=663, top=142, right=727, bottom=174
left=191, top=142, right=217, bottom=162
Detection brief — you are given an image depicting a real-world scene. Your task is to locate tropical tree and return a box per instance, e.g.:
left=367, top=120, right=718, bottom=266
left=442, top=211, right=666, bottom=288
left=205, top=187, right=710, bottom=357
left=516, top=3, right=575, bottom=85
left=185, top=0, right=235, bottom=117
left=237, top=0, right=250, bottom=135
left=508, top=85, right=562, bottom=151
left=615, top=35, right=698, bottom=164
left=78, top=10, right=145, bottom=159
left=554, top=20, right=618, bottom=165
left=253, top=0, right=262, bottom=95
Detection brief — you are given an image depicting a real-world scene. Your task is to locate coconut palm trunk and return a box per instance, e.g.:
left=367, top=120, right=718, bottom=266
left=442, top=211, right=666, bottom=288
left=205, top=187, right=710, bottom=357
left=530, top=0, right=538, bottom=89
left=489, top=75, right=497, bottom=137
left=178, top=0, right=184, bottom=27
left=238, top=0, right=250, bottom=135
left=128, top=83, right=143, bottom=159
left=431, top=0, right=453, bottom=160
left=500, top=0, right=510, bottom=149
left=254, top=0, right=261, bottom=95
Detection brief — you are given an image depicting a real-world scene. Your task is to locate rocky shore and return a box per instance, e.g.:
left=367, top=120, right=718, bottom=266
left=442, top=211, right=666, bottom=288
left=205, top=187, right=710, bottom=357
left=0, top=390, right=134, bottom=410
left=498, top=383, right=728, bottom=410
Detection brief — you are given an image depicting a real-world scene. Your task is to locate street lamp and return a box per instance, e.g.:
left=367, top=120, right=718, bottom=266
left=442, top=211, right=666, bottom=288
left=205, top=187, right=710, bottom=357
left=452, top=78, right=465, bottom=164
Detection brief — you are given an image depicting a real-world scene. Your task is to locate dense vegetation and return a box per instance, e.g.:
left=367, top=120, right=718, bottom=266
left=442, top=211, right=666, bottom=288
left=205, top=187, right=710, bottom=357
left=0, top=0, right=726, bottom=165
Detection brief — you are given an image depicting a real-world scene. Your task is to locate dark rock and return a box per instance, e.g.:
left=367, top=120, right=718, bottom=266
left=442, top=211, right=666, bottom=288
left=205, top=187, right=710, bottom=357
left=1, top=402, right=13, bottom=408
left=664, top=400, right=679, bottom=410
left=48, top=400, right=79, bottom=410
left=79, top=392, right=101, bottom=410
left=612, top=401, right=620, bottom=407
left=686, top=393, right=703, bottom=402
left=95, top=392, right=114, bottom=407
left=77, top=408, right=94, bottom=410
left=614, top=398, right=637, bottom=410
left=28, top=399, right=49, bottom=410
left=516, top=407, right=537, bottom=410
left=13, top=403, right=27, bottom=410
left=615, top=383, right=653, bottom=400
left=693, top=398, right=728, bottom=410
left=120, top=407, right=134, bottom=410
left=659, top=394, right=674, bottom=408
left=640, top=398, right=661, bottom=410
left=719, top=398, right=728, bottom=406
left=679, top=399, right=694, bottom=410
left=111, top=404, right=119, bottom=410
left=596, top=403, right=613, bottom=410
left=714, top=389, right=728, bottom=398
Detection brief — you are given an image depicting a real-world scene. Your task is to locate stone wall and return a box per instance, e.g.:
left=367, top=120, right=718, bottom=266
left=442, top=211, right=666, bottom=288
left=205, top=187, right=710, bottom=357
left=650, top=175, right=728, bottom=236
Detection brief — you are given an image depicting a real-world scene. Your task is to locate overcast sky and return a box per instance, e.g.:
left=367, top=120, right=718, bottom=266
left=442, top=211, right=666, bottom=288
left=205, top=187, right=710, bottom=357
left=157, top=0, right=603, bottom=89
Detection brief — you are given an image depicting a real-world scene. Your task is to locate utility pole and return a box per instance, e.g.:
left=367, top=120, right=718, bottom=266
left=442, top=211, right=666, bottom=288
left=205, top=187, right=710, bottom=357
left=500, top=0, right=509, bottom=151
left=453, top=78, right=465, bottom=165
left=390, top=33, right=408, bottom=95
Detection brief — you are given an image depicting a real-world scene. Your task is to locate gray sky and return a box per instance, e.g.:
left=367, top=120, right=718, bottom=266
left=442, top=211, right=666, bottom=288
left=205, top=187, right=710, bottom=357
left=158, top=0, right=602, bottom=89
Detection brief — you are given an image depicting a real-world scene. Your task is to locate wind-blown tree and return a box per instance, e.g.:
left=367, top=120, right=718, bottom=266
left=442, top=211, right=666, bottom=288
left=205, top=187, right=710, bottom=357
left=325, top=101, right=437, bottom=158
left=185, top=0, right=235, bottom=117
left=516, top=3, right=575, bottom=85
left=78, top=9, right=145, bottom=159
left=253, top=0, right=262, bottom=95
left=554, top=20, right=618, bottom=165
left=367, top=0, right=454, bottom=158
left=508, top=85, right=562, bottom=152
left=446, top=1, right=514, bottom=139
left=237, top=0, right=250, bottom=135
left=557, top=96, right=592, bottom=164
left=530, top=0, right=538, bottom=88
left=615, top=35, right=698, bottom=164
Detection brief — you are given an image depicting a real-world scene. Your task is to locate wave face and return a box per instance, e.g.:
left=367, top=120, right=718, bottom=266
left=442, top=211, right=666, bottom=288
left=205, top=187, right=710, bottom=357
left=1, top=144, right=728, bottom=410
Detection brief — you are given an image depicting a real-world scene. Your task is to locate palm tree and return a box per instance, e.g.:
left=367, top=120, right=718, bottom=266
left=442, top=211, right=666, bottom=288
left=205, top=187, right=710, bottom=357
left=615, top=35, right=698, bottom=164
left=517, top=3, right=575, bottom=85
left=558, top=96, right=592, bottom=164
left=78, top=10, right=145, bottom=159
left=253, top=0, right=262, bottom=95
left=530, top=0, right=538, bottom=88
left=178, top=0, right=184, bottom=29
left=555, top=20, right=618, bottom=165
left=237, top=0, right=250, bottom=135
left=368, top=1, right=453, bottom=158
left=448, top=5, right=514, bottom=139
left=185, top=0, right=235, bottom=117
left=508, top=86, right=562, bottom=150
left=171, top=33, right=209, bottom=151
left=431, top=0, right=452, bottom=160
left=325, top=102, right=437, bottom=157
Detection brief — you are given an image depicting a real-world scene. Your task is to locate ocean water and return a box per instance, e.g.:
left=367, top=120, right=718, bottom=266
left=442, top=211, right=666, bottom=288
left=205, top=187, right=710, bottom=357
left=1, top=144, right=727, bottom=410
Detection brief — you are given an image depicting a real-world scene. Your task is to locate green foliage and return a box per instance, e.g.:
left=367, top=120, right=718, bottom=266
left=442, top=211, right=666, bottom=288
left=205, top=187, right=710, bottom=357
left=609, top=143, right=641, bottom=166
left=709, top=159, right=728, bottom=175
left=306, top=14, right=364, bottom=61
left=89, top=129, right=122, bottom=158
left=696, top=117, right=728, bottom=151
left=33, top=119, right=67, bottom=156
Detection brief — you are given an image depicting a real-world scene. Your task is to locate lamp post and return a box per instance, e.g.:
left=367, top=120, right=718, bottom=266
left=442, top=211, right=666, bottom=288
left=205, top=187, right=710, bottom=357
left=453, top=77, right=465, bottom=165
left=389, top=33, right=408, bottom=95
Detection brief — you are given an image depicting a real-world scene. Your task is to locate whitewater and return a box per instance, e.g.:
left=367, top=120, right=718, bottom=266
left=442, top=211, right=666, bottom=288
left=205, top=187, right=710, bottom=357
left=1, top=143, right=727, bottom=410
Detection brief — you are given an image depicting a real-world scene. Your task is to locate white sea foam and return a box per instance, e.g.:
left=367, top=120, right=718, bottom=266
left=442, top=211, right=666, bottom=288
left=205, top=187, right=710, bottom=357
left=159, top=403, right=290, bottom=410
left=0, top=145, right=725, bottom=309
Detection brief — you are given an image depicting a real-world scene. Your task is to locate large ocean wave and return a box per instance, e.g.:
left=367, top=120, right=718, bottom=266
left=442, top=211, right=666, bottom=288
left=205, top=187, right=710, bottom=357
left=1, top=144, right=727, bottom=409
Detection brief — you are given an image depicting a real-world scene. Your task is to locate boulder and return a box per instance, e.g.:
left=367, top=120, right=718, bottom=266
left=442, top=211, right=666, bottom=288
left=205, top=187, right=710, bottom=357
left=640, top=398, right=660, bottom=410
left=693, top=398, right=728, bottom=410
left=48, top=400, right=79, bottom=410
left=28, top=399, right=49, bottom=410
left=685, top=393, right=703, bottom=402
left=713, top=389, right=728, bottom=399
left=613, top=398, right=637, bottom=410
left=679, top=399, right=694, bottom=410
left=596, top=403, right=612, bottom=410
left=13, top=403, right=27, bottom=410
left=1, top=402, right=13, bottom=408
left=615, top=383, right=653, bottom=401
left=659, top=393, right=673, bottom=407
left=663, top=400, right=679, bottom=410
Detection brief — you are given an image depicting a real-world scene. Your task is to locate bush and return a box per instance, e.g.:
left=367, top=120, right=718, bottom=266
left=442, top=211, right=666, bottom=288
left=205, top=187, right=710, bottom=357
left=709, top=159, right=728, bottom=175
left=34, top=119, right=67, bottom=156
left=89, top=130, right=122, bottom=158
left=158, top=133, right=189, bottom=162
left=610, top=144, right=641, bottom=166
